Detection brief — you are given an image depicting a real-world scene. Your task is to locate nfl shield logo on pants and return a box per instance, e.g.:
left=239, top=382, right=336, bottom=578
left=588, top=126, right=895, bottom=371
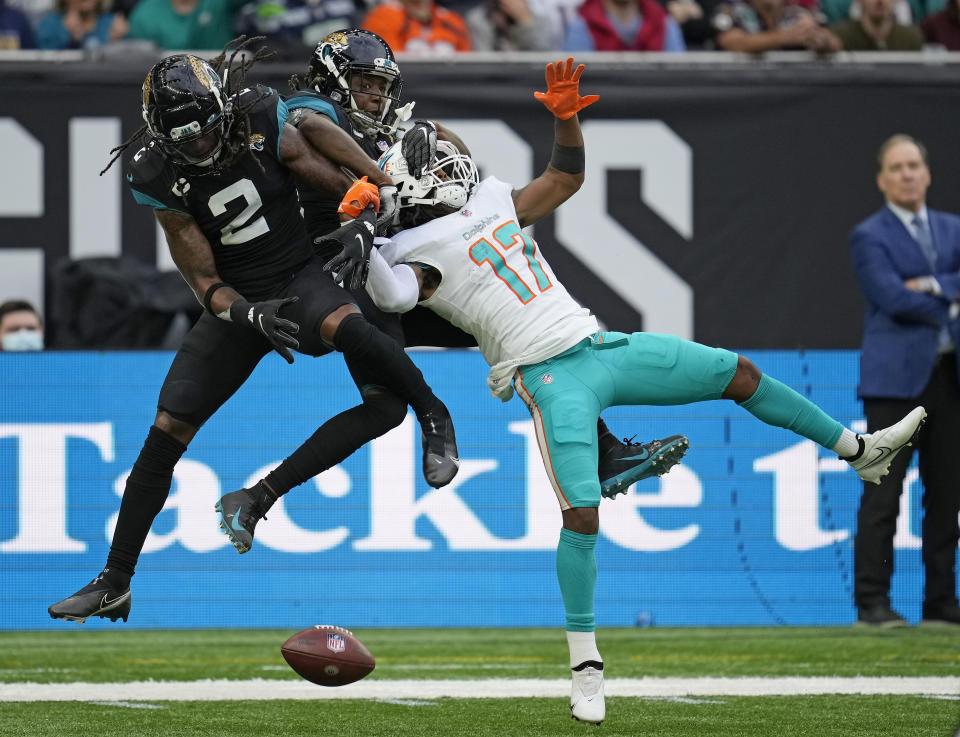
left=541, top=373, right=554, bottom=385
left=327, top=633, right=346, bottom=653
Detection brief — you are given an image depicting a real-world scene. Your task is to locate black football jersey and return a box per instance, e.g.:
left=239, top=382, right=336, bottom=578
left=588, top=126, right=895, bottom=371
left=126, top=86, right=312, bottom=302
left=284, top=89, right=394, bottom=248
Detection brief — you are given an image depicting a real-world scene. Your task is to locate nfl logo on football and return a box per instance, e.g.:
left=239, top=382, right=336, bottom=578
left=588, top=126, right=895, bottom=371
left=326, top=633, right=346, bottom=653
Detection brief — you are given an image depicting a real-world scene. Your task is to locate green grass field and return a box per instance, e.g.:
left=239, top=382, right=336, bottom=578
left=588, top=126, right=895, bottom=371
left=2, top=627, right=959, bottom=736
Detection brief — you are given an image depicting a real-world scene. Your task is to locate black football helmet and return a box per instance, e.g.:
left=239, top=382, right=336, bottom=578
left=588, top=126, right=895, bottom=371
left=308, top=29, right=405, bottom=138
left=142, top=54, right=231, bottom=171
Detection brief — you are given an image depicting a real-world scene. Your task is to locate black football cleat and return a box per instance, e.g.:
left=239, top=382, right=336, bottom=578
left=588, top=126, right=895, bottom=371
left=599, top=434, right=690, bottom=499
left=419, top=401, right=460, bottom=488
left=215, top=483, right=276, bottom=554
left=48, top=569, right=131, bottom=625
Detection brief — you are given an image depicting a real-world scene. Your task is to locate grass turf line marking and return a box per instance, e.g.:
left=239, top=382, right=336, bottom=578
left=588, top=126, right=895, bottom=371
left=2, top=677, right=958, bottom=702
left=85, top=701, right=165, bottom=709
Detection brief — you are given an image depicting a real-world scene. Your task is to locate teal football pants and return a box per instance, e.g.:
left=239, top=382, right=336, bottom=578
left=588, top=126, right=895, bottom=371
left=514, top=331, right=738, bottom=510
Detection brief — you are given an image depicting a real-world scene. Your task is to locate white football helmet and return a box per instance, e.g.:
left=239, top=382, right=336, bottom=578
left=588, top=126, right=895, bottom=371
left=377, top=139, right=479, bottom=225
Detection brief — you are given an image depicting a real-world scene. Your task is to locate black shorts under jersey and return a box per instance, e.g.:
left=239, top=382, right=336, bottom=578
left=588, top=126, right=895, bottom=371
left=157, top=256, right=358, bottom=428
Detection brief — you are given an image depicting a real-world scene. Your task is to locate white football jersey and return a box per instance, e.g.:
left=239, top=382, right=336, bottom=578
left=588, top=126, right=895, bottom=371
left=379, top=177, right=598, bottom=398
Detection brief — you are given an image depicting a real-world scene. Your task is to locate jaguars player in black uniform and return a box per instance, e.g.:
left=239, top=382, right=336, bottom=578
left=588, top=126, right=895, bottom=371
left=48, top=47, right=459, bottom=624
left=285, top=29, right=477, bottom=351
left=279, top=29, right=691, bottom=512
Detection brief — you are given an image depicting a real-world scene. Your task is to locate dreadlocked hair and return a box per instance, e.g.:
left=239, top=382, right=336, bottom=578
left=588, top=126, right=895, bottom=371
left=389, top=201, right=457, bottom=235
left=203, top=35, right=275, bottom=178
left=288, top=72, right=306, bottom=92
left=100, top=124, right=147, bottom=177
left=100, top=36, right=277, bottom=182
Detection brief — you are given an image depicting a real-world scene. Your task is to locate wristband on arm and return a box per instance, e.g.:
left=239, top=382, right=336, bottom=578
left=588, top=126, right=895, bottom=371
left=550, top=143, right=585, bottom=175
left=203, top=281, right=231, bottom=317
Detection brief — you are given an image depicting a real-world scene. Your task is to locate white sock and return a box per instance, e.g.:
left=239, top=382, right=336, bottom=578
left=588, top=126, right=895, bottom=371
left=566, top=630, right=602, bottom=668
left=832, top=428, right=862, bottom=458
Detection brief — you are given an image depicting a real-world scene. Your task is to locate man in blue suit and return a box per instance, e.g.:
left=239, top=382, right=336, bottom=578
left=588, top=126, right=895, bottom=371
left=850, top=134, right=960, bottom=627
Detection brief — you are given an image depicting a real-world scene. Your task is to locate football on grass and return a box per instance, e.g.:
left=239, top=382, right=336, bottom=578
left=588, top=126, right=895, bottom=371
left=280, top=625, right=376, bottom=686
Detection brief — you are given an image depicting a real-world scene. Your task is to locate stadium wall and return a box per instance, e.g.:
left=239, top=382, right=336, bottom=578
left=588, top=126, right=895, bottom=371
left=0, top=349, right=932, bottom=630
left=2, top=59, right=960, bottom=348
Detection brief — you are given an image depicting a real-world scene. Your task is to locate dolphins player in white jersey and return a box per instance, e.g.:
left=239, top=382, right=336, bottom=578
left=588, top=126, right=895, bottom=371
left=355, top=58, right=927, bottom=725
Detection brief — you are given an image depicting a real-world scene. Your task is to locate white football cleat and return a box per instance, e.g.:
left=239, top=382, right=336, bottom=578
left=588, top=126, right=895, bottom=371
left=570, top=660, right=605, bottom=725
left=843, top=406, right=926, bottom=485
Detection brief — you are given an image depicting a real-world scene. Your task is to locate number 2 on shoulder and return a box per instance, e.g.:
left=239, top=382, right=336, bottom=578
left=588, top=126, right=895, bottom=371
left=468, top=220, right=552, bottom=304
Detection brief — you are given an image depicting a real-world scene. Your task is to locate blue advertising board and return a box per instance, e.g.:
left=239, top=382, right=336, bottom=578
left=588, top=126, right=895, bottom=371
left=0, top=350, right=930, bottom=630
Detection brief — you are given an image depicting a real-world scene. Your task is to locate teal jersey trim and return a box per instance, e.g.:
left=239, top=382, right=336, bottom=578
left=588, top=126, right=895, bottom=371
left=130, top=187, right=181, bottom=212
left=275, top=96, right=290, bottom=159
left=285, top=95, right=338, bottom=123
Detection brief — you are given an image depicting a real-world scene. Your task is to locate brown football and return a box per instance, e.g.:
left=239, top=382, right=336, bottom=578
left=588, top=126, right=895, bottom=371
left=280, top=625, right=376, bottom=687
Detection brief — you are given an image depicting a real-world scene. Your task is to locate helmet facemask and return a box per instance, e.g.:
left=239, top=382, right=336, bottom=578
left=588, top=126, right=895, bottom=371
left=378, top=139, right=479, bottom=229
left=341, top=67, right=403, bottom=139
left=152, top=107, right=228, bottom=169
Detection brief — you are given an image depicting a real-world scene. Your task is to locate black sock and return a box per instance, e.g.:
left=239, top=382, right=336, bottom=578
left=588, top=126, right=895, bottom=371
left=106, top=426, right=187, bottom=579
left=246, top=480, right=279, bottom=516
left=265, top=387, right=407, bottom=494
left=333, top=313, right=437, bottom=418
left=100, top=567, right=131, bottom=590
left=597, top=417, right=618, bottom=456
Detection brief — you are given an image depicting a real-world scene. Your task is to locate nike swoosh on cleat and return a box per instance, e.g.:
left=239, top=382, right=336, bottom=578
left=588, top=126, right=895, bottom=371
left=868, top=446, right=892, bottom=463
left=229, top=505, right=246, bottom=533
left=100, top=592, right=125, bottom=608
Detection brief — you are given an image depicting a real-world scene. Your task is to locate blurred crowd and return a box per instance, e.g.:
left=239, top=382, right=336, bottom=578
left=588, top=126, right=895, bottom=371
left=1, top=0, right=958, bottom=55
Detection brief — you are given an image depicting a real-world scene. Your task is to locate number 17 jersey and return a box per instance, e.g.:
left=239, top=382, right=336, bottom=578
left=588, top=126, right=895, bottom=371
left=379, top=177, right=598, bottom=397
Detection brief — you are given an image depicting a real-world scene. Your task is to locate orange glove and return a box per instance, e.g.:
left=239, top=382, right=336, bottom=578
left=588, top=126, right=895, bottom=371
left=533, top=58, right=599, bottom=121
left=338, top=176, right=380, bottom=219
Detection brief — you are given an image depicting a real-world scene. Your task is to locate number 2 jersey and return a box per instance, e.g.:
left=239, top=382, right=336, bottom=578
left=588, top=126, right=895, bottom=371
left=377, top=177, right=599, bottom=399
left=126, top=86, right=312, bottom=302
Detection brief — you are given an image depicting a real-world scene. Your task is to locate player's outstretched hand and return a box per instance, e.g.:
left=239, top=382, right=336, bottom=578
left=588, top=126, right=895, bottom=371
left=317, top=205, right=377, bottom=290
left=533, top=57, right=599, bottom=120
left=402, top=120, right=437, bottom=178
left=229, top=296, right=300, bottom=364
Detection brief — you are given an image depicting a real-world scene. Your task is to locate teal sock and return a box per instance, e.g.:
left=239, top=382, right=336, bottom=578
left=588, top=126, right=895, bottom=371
left=739, top=373, right=844, bottom=448
left=557, top=527, right=598, bottom=632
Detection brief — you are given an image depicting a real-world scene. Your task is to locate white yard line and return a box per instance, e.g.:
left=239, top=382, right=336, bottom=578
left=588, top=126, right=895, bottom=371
left=1, top=677, right=958, bottom=702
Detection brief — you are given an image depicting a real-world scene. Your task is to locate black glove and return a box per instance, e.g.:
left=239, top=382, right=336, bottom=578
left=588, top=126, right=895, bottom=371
left=402, top=120, right=437, bottom=178
left=229, top=296, right=300, bottom=364
left=317, top=205, right=377, bottom=290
